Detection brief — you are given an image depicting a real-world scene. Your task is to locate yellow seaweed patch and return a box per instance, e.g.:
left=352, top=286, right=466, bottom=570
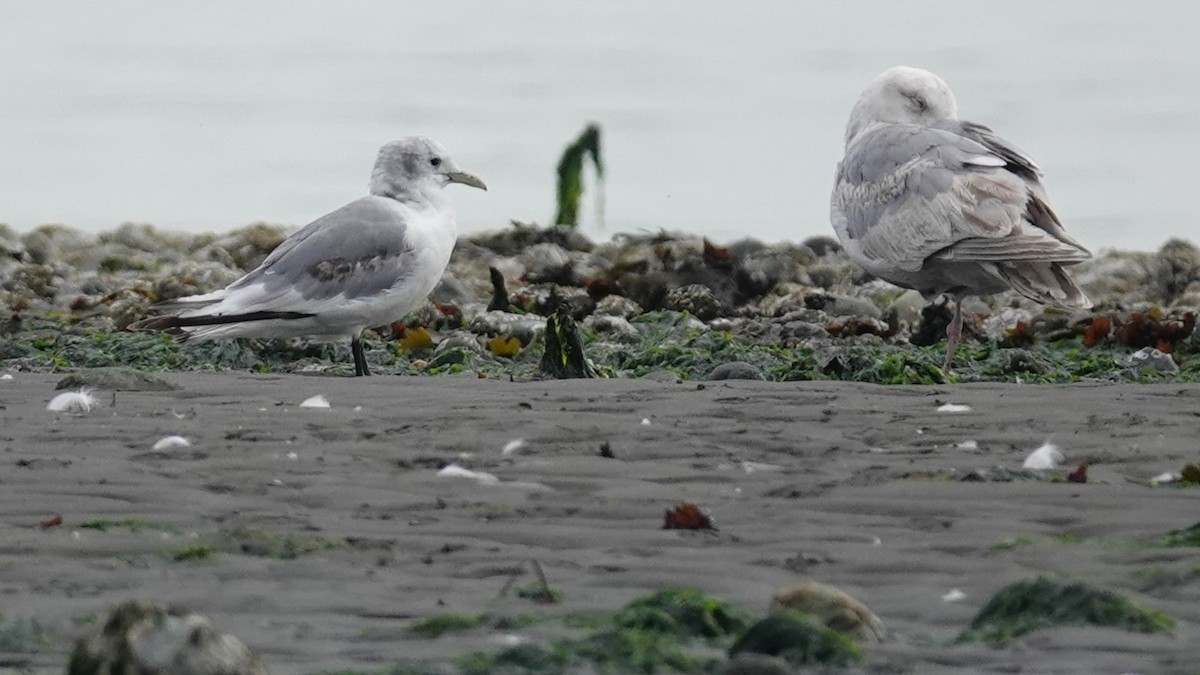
left=398, top=327, right=434, bottom=353
left=489, top=336, right=520, bottom=358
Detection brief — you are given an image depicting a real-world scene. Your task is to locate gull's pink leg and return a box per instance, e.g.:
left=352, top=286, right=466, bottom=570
left=942, top=300, right=963, bottom=374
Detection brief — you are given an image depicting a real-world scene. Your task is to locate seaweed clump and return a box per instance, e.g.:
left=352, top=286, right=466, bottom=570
left=456, top=588, right=755, bottom=674
left=956, top=576, right=1174, bottom=645
left=1161, top=522, right=1200, bottom=547
left=728, top=610, right=863, bottom=669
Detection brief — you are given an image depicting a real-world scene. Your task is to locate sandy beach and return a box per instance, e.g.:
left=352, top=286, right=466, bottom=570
left=1, top=372, right=1198, bottom=673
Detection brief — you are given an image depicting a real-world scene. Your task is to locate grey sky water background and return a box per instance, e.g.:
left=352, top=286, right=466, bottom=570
left=1, top=1, right=1197, bottom=250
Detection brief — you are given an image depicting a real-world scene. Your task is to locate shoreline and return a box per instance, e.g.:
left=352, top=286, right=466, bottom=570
left=1, top=372, right=1198, bottom=672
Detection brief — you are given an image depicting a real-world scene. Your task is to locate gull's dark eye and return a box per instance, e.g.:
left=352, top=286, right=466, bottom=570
left=910, top=94, right=928, bottom=112
left=430, top=157, right=442, bottom=167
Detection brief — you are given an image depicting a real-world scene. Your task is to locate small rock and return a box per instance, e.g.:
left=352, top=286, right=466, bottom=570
left=467, top=310, right=546, bottom=345
left=997, top=348, right=1047, bottom=374
left=519, top=242, right=574, bottom=284
left=1152, top=238, right=1200, bottom=303
left=593, top=294, right=643, bottom=319
left=771, top=580, right=886, bottom=643
left=1119, top=346, right=1180, bottom=374
left=801, top=235, right=841, bottom=258
left=825, top=294, right=881, bottom=320
left=641, top=370, right=683, bottom=384
left=708, top=361, right=764, bottom=381
left=665, top=284, right=726, bottom=321
left=982, top=306, right=1034, bottom=343
left=67, top=600, right=268, bottom=675
left=583, top=314, right=639, bottom=338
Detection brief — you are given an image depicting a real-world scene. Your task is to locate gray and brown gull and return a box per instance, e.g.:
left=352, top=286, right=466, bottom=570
left=132, top=136, right=486, bottom=376
left=831, top=66, right=1092, bottom=371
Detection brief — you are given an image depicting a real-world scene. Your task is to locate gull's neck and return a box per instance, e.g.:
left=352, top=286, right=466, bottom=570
left=370, top=175, right=446, bottom=208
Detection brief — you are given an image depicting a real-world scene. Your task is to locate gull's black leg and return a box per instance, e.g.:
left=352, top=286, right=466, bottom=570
left=351, top=336, right=371, bottom=377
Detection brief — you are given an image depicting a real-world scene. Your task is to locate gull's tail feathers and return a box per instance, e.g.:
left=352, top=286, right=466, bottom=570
left=996, top=262, right=1092, bottom=310
left=127, top=310, right=316, bottom=341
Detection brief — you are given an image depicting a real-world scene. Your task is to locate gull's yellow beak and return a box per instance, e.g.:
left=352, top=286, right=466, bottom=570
left=446, top=170, right=487, bottom=191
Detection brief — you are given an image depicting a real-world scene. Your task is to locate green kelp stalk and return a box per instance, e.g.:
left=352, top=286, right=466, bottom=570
left=539, top=313, right=598, bottom=379
left=553, top=122, right=604, bottom=228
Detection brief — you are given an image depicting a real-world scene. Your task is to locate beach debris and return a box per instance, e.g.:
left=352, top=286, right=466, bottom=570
left=47, top=388, right=98, bottom=413
left=956, top=576, right=1174, bottom=645
left=728, top=611, right=863, bottom=668
left=1067, top=462, right=1088, bottom=483
left=741, top=461, right=783, bottom=474
left=1181, top=463, right=1200, bottom=483
left=942, top=589, right=967, bottom=603
left=501, top=438, right=526, bottom=455
left=599, top=441, right=615, bottom=458
left=0, top=372, right=13, bottom=380
left=663, top=503, right=716, bottom=530
left=40, top=514, right=64, bottom=530
left=436, top=463, right=500, bottom=485
left=1022, top=441, right=1064, bottom=470
left=1118, top=346, right=1179, bottom=374
left=1150, top=471, right=1181, bottom=486
left=1162, top=522, right=1200, bottom=547
left=771, top=581, right=886, bottom=643
left=641, top=417, right=652, bottom=426
left=67, top=600, right=268, bottom=675
left=498, top=559, right=562, bottom=605
left=152, top=435, right=192, bottom=451
left=299, top=394, right=330, bottom=409
left=538, top=312, right=598, bottom=379
left=955, top=440, right=980, bottom=451
left=937, top=402, right=972, bottom=413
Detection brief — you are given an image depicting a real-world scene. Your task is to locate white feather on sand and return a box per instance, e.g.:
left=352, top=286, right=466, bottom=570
left=47, top=389, right=98, bottom=413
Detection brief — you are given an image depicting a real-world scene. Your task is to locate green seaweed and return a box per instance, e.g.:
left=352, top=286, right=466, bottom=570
left=727, top=611, right=863, bottom=668
left=553, top=123, right=603, bottom=228
left=613, top=589, right=754, bottom=641
left=224, top=527, right=342, bottom=560
left=956, top=576, right=1175, bottom=645
left=408, top=613, right=490, bottom=638
left=1161, top=522, right=1200, bottom=547
left=167, top=543, right=217, bottom=562
left=0, top=614, right=52, bottom=652
left=516, top=583, right=565, bottom=605
left=8, top=306, right=1200, bottom=384
left=459, top=643, right=572, bottom=675
left=439, top=589, right=755, bottom=674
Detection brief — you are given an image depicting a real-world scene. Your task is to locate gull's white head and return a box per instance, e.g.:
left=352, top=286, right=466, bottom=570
left=844, top=66, right=959, bottom=145
left=370, top=136, right=487, bottom=198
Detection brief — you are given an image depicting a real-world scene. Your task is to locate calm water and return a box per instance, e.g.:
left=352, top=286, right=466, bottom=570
left=1, top=1, right=1198, bottom=250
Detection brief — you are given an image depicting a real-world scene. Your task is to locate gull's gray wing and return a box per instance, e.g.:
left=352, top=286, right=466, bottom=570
left=227, top=196, right=414, bottom=306
left=832, top=123, right=1090, bottom=274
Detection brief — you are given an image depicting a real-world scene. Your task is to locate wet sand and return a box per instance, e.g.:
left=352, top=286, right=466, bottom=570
left=2, top=372, right=1199, bottom=674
